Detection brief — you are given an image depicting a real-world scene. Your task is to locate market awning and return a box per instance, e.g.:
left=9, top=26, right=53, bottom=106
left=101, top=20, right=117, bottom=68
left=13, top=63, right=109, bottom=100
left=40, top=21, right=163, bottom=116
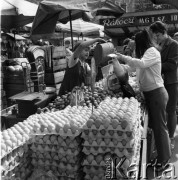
left=100, top=9, right=178, bottom=37
left=1, top=0, right=38, bottom=30
left=56, top=19, right=104, bottom=36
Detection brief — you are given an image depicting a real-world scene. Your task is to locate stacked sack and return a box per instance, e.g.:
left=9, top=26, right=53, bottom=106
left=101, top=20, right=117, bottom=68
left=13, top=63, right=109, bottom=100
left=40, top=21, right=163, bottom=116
left=82, top=97, right=142, bottom=180
left=29, top=106, right=92, bottom=180
left=1, top=122, right=33, bottom=180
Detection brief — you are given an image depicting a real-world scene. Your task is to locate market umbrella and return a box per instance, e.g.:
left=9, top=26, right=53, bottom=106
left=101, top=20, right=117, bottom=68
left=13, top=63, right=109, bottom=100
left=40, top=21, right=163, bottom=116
left=56, top=19, right=104, bottom=36
left=30, top=0, right=125, bottom=49
left=30, top=0, right=91, bottom=50
left=1, top=0, right=38, bottom=30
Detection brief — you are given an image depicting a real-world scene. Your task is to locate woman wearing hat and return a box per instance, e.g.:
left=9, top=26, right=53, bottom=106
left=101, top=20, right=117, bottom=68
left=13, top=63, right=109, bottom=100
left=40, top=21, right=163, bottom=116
left=59, top=38, right=106, bottom=95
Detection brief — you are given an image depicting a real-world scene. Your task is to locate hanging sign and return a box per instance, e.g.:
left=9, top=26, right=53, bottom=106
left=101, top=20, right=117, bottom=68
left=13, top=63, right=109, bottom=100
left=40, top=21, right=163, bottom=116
left=100, top=12, right=178, bottom=28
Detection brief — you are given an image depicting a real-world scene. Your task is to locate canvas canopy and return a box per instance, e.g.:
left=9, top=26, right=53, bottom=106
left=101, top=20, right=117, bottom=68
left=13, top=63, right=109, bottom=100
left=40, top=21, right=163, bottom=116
left=30, top=0, right=125, bottom=35
left=30, top=0, right=125, bottom=49
left=56, top=19, right=104, bottom=36
left=1, top=0, right=38, bottom=30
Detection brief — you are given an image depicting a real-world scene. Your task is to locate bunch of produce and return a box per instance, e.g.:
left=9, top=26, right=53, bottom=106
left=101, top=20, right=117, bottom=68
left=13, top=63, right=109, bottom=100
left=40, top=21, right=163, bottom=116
left=45, top=86, right=123, bottom=111
left=81, top=97, right=142, bottom=180
left=3, top=58, right=31, bottom=75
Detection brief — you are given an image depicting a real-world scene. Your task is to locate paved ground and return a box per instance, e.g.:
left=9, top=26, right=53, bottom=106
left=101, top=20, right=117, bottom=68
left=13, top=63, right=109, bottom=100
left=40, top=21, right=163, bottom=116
left=147, top=125, right=178, bottom=180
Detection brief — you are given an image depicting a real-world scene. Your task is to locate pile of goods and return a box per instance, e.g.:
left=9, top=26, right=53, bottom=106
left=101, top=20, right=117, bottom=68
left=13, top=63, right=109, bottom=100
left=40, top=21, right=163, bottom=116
left=1, top=122, right=33, bottom=180
left=29, top=106, right=92, bottom=179
left=32, top=105, right=92, bottom=135
left=1, top=95, right=144, bottom=180
left=30, top=135, right=83, bottom=179
left=81, top=97, right=142, bottom=180
left=45, top=86, right=123, bottom=112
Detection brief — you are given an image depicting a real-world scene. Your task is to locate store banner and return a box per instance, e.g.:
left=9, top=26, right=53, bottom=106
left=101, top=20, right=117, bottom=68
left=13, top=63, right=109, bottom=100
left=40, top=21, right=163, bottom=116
left=100, top=12, right=178, bottom=28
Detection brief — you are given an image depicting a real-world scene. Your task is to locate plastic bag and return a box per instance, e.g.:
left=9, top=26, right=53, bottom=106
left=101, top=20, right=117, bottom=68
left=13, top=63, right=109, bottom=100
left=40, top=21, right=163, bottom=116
left=120, top=83, right=136, bottom=98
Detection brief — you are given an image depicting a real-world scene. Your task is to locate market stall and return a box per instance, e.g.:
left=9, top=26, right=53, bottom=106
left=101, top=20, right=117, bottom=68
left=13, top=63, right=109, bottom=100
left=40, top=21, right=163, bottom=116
left=1, top=44, right=149, bottom=179
left=1, top=97, right=147, bottom=180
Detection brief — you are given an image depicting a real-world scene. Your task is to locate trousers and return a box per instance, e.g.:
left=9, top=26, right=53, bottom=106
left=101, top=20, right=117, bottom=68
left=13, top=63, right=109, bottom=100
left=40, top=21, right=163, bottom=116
left=143, top=87, right=171, bottom=163
left=165, top=83, right=178, bottom=138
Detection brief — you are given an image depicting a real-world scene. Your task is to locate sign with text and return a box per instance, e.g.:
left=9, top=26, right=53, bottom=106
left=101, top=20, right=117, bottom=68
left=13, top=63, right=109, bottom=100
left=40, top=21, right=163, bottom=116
left=100, top=13, right=178, bottom=28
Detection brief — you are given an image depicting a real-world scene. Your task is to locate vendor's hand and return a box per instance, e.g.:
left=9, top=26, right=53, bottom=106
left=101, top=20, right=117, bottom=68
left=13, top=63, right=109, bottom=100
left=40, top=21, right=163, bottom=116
left=116, top=53, right=123, bottom=61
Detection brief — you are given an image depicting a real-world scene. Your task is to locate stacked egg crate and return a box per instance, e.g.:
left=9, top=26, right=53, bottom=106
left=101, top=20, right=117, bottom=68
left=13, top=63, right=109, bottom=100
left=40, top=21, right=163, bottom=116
left=29, top=106, right=92, bottom=180
left=81, top=97, right=142, bottom=180
left=1, top=121, right=34, bottom=180
left=30, top=135, right=84, bottom=180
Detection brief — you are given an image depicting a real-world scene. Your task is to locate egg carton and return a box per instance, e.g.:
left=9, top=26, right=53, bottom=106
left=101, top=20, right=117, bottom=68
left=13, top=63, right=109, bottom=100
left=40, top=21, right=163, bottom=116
left=31, top=159, right=81, bottom=171
left=84, top=174, right=106, bottom=180
left=81, top=129, right=137, bottom=141
left=82, top=146, right=136, bottom=158
left=83, top=165, right=105, bottom=174
left=31, top=152, right=83, bottom=164
left=81, top=125, right=142, bottom=143
left=1, top=156, right=29, bottom=173
left=29, top=166, right=83, bottom=179
left=1, top=145, right=29, bottom=166
left=31, top=150, right=82, bottom=159
left=51, top=170, right=84, bottom=179
left=82, top=121, right=140, bottom=137
left=1, top=153, right=30, bottom=173
left=1, top=139, right=31, bottom=159
left=31, top=142, right=82, bottom=150
left=30, top=144, right=82, bottom=155
left=32, top=140, right=81, bottom=149
left=31, top=148, right=80, bottom=157
left=82, top=134, right=141, bottom=153
left=11, top=164, right=33, bottom=180
left=32, top=133, right=82, bottom=143
left=1, top=158, right=31, bottom=178
left=32, top=127, right=81, bottom=137
left=83, top=138, right=136, bottom=149
left=82, top=119, right=139, bottom=132
left=82, top=156, right=139, bottom=170
left=2, top=173, right=30, bottom=180
left=31, top=139, right=82, bottom=148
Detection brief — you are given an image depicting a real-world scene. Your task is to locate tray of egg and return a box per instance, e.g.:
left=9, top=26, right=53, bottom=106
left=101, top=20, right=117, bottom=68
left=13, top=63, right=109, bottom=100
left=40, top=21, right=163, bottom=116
left=32, top=106, right=92, bottom=137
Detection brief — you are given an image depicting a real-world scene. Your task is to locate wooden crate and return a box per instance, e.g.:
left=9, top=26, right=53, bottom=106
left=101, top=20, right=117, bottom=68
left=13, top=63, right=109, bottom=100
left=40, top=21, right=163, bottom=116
left=54, top=71, right=65, bottom=84
left=45, top=71, right=65, bottom=85
left=52, top=46, right=66, bottom=59
left=52, top=58, right=67, bottom=71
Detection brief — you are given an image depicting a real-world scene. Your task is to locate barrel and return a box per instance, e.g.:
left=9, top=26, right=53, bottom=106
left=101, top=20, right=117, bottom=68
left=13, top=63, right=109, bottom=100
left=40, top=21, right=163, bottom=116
left=94, top=42, right=115, bottom=66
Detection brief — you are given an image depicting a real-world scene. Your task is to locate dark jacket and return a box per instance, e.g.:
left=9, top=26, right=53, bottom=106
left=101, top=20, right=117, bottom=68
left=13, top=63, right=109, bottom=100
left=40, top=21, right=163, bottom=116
left=161, top=36, right=178, bottom=85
